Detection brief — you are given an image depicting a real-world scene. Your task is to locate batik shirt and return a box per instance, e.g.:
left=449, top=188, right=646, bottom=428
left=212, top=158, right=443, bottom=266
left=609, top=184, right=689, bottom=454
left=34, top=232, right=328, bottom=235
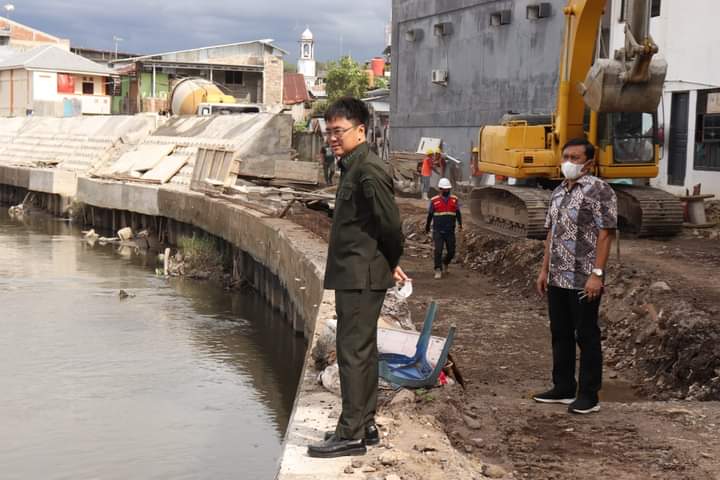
left=544, top=175, right=618, bottom=290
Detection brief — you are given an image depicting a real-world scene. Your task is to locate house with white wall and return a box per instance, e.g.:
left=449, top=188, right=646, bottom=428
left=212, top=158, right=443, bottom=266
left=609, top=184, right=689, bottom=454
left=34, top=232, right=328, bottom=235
left=0, top=45, right=113, bottom=117
left=609, top=0, right=720, bottom=197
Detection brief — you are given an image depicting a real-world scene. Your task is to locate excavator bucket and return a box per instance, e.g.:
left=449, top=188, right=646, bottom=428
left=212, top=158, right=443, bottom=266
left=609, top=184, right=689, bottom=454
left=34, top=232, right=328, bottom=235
left=581, top=58, right=668, bottom=113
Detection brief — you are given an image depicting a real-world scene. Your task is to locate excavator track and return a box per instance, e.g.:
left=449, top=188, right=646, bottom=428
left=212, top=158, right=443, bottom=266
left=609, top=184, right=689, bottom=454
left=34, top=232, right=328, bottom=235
left=470, top=186, right=551, bottom=239
left=470, top=184, right=684, bottom=239
left=612, top=185, right=684, bottom=237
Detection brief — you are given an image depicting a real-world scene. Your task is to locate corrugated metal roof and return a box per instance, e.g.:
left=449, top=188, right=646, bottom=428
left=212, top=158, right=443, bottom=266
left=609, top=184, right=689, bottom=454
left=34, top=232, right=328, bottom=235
left=112, top=39, right=289, bottom=65
left=283, top=73, right=310, bottom=105
left=0, top=45, right=114, bottom=76
left=0, top=45, right=17, bottom=63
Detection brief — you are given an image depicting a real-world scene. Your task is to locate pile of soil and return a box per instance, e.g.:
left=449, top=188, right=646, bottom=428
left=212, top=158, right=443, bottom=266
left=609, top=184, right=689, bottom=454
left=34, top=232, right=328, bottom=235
left=402, top=218, right=545, bottom=292
left=601, top=265, right=720, bottom=401
left=285, top=208, right=333, bottom=243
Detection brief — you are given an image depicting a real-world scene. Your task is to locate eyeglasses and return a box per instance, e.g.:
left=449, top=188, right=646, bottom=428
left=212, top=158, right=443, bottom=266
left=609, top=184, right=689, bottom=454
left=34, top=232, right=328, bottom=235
left=324, top=126, right=356, bottom=140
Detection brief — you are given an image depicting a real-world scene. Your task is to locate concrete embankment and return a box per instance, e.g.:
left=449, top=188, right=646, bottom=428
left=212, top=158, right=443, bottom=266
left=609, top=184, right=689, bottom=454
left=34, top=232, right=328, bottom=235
left=0, top=114, right=358, bottom=479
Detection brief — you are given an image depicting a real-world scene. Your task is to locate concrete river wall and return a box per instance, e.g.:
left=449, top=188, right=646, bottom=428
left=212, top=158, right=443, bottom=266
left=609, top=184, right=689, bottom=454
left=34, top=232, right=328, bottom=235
left=0, top=114, right=346, bottom=479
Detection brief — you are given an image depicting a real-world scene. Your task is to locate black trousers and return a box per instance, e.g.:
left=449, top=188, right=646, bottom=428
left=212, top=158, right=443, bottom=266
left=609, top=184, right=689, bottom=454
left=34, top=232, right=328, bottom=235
left=433, top=230, right=456, bottom=270
left=547, top=286, right=603, bottom=396
left=334, top=289, right=386, bottom=440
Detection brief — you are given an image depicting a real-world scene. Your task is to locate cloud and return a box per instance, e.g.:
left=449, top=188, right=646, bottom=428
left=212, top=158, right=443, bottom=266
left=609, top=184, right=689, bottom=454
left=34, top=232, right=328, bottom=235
left=7, top=0, right=390, bottom=61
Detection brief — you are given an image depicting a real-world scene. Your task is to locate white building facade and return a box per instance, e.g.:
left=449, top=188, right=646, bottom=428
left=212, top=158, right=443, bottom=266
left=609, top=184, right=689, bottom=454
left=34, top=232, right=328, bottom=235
left=609, top=0, right=720, bottom=197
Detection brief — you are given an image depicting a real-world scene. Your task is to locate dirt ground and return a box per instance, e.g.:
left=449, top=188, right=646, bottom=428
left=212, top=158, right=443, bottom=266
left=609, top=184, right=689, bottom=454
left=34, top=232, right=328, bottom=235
left=395, top=198, right=720, bottom=480
left=291, top=196, right=720, bottom=479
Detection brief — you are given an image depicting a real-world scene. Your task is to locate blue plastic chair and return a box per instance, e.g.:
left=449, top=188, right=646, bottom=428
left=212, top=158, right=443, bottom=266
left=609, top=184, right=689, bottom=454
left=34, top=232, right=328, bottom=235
left=379, top=301, right=456, bottom=389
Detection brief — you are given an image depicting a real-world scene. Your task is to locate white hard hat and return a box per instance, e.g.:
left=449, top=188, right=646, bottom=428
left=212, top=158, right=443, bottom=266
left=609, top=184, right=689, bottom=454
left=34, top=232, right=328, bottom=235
left=438, top=178, right=452, bottom=189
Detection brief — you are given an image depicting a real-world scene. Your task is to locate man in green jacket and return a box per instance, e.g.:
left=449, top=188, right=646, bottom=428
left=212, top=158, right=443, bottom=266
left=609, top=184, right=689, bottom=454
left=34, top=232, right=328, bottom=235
left=308, top=97, right=408, bottom=458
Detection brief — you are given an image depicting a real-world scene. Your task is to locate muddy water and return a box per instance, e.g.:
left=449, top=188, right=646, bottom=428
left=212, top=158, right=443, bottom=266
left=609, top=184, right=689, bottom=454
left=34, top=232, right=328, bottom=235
left=0, top=211, right=306, bottom=480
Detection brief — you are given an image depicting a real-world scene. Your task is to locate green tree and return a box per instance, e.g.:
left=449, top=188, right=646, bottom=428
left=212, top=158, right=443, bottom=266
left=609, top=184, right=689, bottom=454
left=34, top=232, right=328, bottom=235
left=284, top=61, right=298, bottom=74
left=311, top=100, right=329, bottom=117
left=373, top=76, right=389, bottom=90
left=325, top=56, right=369, bottom=101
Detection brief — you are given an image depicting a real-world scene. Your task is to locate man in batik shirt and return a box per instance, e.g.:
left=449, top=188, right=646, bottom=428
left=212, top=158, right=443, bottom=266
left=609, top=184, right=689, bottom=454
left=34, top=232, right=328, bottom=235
left=534, top=138, right=617, bottom=415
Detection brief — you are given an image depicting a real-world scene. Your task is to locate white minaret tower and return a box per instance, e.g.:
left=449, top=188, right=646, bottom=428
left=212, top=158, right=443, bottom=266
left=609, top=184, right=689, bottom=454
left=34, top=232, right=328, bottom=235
left=297, top=27, right=317, bottom=88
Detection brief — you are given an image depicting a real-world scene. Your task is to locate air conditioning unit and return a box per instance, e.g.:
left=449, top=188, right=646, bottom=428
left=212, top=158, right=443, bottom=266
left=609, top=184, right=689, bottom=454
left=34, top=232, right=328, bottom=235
left=527, top=3, right=552, bottom=19
left=490, top=10, right=512, bottom=26
left=433, top=22, right=453, bottom=37
left=431, top=69, right=449, bottom=84
left=405, top=29, right=422, bottom=42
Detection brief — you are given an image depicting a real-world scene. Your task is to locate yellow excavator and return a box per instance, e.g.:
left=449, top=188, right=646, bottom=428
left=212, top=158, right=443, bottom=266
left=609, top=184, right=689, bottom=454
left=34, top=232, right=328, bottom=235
left=470, top=0, right=683, bottom=238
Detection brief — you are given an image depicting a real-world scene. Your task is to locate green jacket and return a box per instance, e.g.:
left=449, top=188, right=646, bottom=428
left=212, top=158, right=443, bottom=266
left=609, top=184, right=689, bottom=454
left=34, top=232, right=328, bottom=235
left=324, top=143, right=404, bottom=290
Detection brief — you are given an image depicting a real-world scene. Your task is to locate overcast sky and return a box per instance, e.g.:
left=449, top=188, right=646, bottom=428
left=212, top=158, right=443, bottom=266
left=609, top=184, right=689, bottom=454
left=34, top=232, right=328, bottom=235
left=6, top=1, right=390, bottom=62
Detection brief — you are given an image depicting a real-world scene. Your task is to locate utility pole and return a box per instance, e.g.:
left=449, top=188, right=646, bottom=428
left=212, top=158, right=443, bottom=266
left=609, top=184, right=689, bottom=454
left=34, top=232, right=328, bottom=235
left=3, top=3, right=15, bottom=20
left=113, top=35, right=124, bottom=59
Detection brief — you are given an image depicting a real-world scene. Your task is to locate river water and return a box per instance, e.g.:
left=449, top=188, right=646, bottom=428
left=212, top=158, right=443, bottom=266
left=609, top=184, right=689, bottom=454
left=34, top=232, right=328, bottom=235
left=0, top=210, right=306, bottom=479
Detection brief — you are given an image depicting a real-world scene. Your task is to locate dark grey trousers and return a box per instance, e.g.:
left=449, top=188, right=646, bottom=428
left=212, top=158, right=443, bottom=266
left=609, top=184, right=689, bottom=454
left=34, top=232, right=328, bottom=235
left=334, top=289, right=386, bottom=440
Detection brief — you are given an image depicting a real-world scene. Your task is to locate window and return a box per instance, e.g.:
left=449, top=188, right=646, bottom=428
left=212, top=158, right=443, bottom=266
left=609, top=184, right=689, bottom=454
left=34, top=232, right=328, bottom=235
left=82, top=77, right=94, bottom=95
left=225, top=71, right=244, bottom=85
left=701, top=115, right=720, bottom=143
left=303, top=43, right=310, bottom=57
left=651, top=0, right=661, bottom=17
left=694, top=90, right=720, bottom=171
left=620, top=0, right=661, bottom=21
left=612, top=112, right=656, bottom=164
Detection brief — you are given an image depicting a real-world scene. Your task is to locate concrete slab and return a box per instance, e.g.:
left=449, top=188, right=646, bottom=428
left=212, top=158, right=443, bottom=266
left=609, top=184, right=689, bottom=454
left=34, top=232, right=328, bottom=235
left=28, top=168, right=78, bottom=196
left=142, top=154, right=189, bottom=184
left=109, top=144, right=176, bottom=174
left=77, top=178, right=160, bottom=216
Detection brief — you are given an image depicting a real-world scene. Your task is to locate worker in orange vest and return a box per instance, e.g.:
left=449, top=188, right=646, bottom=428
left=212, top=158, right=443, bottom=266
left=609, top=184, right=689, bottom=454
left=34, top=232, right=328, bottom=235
left=419, top=149, right=434, bottom=200
left=425, top=178, right=462, bottom=279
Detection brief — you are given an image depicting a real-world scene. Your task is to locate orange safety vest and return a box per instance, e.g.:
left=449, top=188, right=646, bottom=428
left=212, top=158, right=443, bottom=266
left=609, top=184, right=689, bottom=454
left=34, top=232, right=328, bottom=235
left=421, top=156, right=433, bottom=177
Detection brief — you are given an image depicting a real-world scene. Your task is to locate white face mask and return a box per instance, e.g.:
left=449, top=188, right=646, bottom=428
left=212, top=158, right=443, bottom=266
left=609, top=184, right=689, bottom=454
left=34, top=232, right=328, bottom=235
left=561, top=161, right=587, bottom=180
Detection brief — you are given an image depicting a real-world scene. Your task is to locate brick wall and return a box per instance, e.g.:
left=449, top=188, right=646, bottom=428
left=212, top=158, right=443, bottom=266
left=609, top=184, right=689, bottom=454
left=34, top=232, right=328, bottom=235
left=0, top=18, right=62, bottom=43
left=263, top=55, right=284, bottom=106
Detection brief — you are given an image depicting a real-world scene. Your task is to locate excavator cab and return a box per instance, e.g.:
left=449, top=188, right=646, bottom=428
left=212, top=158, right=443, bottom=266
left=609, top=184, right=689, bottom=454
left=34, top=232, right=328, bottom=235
left=599, top=111, right=657, bottom=164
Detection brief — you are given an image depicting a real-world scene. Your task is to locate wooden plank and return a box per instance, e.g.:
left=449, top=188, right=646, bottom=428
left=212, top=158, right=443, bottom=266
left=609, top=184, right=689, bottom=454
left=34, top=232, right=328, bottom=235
left=274, top=160, right=320, bottom=184
left=191, top=147, right=240, bottom=193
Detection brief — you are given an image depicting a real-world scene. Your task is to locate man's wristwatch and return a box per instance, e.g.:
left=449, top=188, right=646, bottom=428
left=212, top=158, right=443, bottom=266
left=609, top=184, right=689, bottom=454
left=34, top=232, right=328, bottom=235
left=591, top=268, right=604, bottom=278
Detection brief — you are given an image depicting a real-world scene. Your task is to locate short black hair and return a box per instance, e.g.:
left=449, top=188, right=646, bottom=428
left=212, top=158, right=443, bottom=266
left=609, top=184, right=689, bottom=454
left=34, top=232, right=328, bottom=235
left=562, top=137, right=595, bottom=161
left=324, top=97, right=369, bottom=127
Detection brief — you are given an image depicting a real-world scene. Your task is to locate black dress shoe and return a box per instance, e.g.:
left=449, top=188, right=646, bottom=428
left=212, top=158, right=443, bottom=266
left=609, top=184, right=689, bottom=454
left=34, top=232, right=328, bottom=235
left=324, top=423, right=380, bottom=446
left=307, top=435, right=366, bottom=458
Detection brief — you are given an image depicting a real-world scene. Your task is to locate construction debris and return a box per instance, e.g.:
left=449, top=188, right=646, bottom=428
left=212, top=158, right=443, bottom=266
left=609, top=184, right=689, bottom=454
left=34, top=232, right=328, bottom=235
left=117, top=227, right=133, bottom=242
left=390, top=151, right=423, bottom=195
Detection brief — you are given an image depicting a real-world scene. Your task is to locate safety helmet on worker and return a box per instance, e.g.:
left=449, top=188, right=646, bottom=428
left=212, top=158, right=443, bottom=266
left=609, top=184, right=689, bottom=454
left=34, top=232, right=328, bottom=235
left=438, top=178, right=452, bottom=190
